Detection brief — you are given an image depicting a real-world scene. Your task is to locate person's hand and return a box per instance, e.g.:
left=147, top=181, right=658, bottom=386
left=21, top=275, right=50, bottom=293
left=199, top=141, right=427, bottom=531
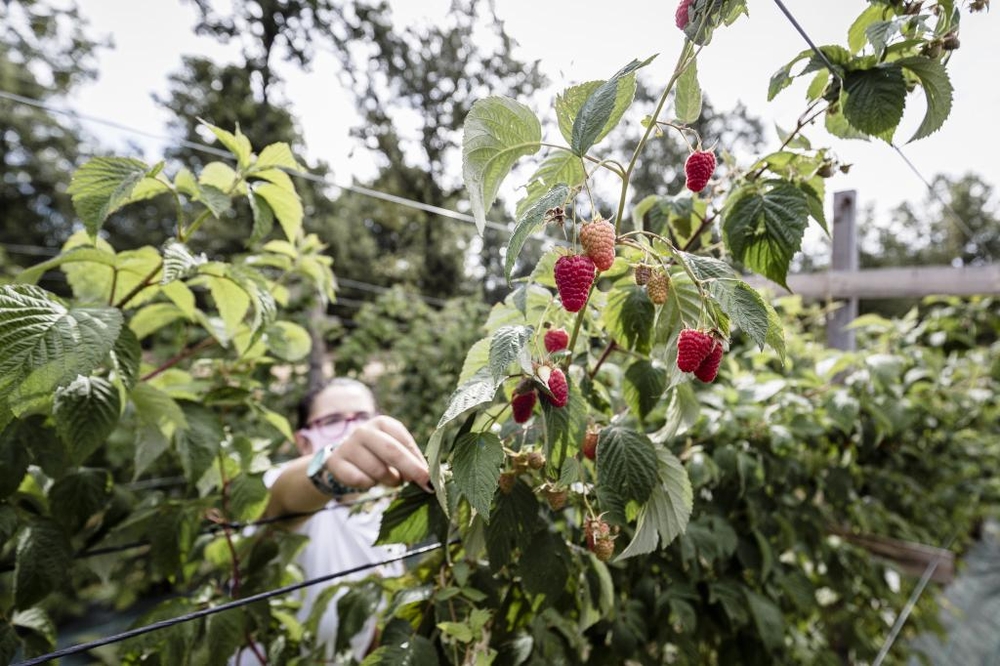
left=325, top=415, right=432, bottom=493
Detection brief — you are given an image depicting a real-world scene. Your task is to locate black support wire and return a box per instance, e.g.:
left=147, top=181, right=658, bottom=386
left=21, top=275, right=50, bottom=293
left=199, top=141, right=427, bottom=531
left=12, top=540, right=449, bottom=666
left=769, top=0, right=977, bottom=246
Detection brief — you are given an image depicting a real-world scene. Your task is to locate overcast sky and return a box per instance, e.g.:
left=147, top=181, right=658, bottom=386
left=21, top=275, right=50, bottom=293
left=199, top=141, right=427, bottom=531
left=66, top=0, right=998, bottom=250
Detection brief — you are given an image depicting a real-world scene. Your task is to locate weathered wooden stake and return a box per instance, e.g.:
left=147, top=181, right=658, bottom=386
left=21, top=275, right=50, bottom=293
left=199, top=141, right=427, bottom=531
left=828, top=190, right=858, bottom=351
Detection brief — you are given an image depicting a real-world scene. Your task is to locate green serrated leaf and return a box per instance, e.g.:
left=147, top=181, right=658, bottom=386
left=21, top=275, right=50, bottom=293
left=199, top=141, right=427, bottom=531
left=458, top=337, right=491, bottom=385
left=515, top=153, right=584, bottom=220
left=674, top=59, right=702, bottom=124
left=506, top=185, right=568, bottom=283
left=129, top=303, right=186, bottom=340
left=199, top=161, right=240, bottom=192
left=623, top=360, right=667, bottom=420
left=488, top=325, right=533, bottom=384
left=601, top=284, right=654, bottom=354
left=16, top=245, right=117, bottom=285
left=710, top=281, right=770, bottom=350
left=111, top=325, right=141, bottom=390
left=557, top=70, right=639, bottom=152
left=452, top=432, right=504, bottom=519
left=255, top=182, right=303, bottom=242
left=161, top=240, right=207, bottom=284
left=67, top=157, right=150, bottom=238
left=463, top=96, right=542, bottom=235
left=596, top=426, right=658, bottom=505
left=53, top=375, right=121, bottom=465
left=619, top=449, right=693, bottom=559
left=377, top=484, right=447, bottom=546
left=745, top=589, right=785, bottom=649
left=195, top=183, right=231, bottom=218
left=437, top=371, right=498, bottom=430
left=0, top=421, right=32, bottom=498
left=486, top=479, right=540, bottom=571
left=722, top=183, right=810, bottom=289
left=248, top=189, right=275, bottom=245
left=49, top=468, right=112, bottom=532
left=254, top=142, right=303, bottom=172
left=0, top=285, right=123, bottom=405
left=265, top=320, right=311, bottom=362
left=897, top=56, right=953, bottom=142
left=843, top=65, right=906, bottom=139
left=12, top=608, right=55, bottom=650
left=203, top=121, right=252, bottom=169
left=763, top=298, right=786, bottom=364
left=519, top=529, right=569, bottom=605
left=848, top=4, right=886, bottom=53
left=228, top=474, right=268, bottom=521
left=571, top=59, right=651, bottom=155
left=207, top=608, right=246, bottom=665
left=174, top=401, right=223, bottom=483
left=361, top=635, right=439, bottom=666
left=14, top=518, right=72, bottom=609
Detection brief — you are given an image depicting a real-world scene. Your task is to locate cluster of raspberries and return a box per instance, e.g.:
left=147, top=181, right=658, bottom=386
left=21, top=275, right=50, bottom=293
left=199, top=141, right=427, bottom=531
left=676, top=328, right=724, bottom=382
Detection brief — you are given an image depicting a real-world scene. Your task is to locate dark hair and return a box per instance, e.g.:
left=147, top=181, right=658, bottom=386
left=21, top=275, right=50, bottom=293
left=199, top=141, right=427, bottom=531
left=296, top=377, right=377, bottom=429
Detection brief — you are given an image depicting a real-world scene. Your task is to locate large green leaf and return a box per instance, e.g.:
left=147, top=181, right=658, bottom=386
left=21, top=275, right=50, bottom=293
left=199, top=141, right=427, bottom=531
left=67, top=157, right=151, bottom=238
left=362, top=635, right=439, bottom=666
left=203, top=121, right=252, bottom=169
left=228, top=473, right=269, bottom=522
left=570, top=58, right=651, bottom=156
left=129, top=303, right=187, bottom=341
left=49, top=468, right=112, bottom=532
left=744, top=589, right=785, bottom=649
left=506, top=185, right=568, bottom=283
left=462, top=96, right=542, bottom=235
left=519, top=528, right=570, bottom=605
left=722, top=183, right=810, bottom=289
left=623, top=360, right=667, bottom=421
left=0, top=285, right=123, bottom=406
left=0, top=420, right=32, bottom=498
left=488, top=325, right=533, bottom=384
left=710, top=280, right=770, bottom=350
left=436, top=370, right=498, bottom=429
left=265, top=320, right=311, bottom=362
left=161, top=240, right=207, bottom=284
left=451, top=432, right=504, bottom=519
left=486, top=479, right=541, bottom=571
left=254, top=182, right=303, bottom=242
left=14, top=518, right=72, bottom=609
left=376, top=484, right=448, bottom=546
left=207, top=609, right=246, bottom=666
left=111, top=325, right=141, bottom=390
left=254, top=142, right=304, bottom=172
left=514, top=155, right=583, bottom=220
left=674, top=59, right=702, bottom=124
left=897, top=56, right=953, bottom=142
left=601, top=283, right=655, bottom=354
left=53, top=376, right=122, bottom=465
left=11, top=608, right=55, bottom=656
left=619, top=449, right=693, bottom=559
left=843, top=64, right=906, bottom=139
left=16, top=245, right=117, bottom=285
left=596, top=426, right=658, bottom=505
left=556, top=72, right=638, bottom=150
left=174, top=401, right=224, bottom=483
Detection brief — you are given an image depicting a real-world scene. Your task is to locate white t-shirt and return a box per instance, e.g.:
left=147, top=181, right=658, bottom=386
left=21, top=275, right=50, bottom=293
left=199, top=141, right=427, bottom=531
left=233, top=467, right=404, bottom=664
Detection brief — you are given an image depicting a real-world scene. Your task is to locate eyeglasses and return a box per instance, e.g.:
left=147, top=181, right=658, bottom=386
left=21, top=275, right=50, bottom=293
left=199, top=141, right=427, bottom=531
left=302, top=411, right=375, bottom=443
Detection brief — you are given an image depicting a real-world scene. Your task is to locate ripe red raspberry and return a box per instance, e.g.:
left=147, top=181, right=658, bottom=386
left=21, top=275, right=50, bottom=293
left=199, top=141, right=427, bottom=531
left=511, top=390, right=536, bottom=423
left=582, top=428, right=599, bottom=461
left=547, top=367, right=569, bottom=408
left=554, top=254, right=596, bottom=313
left=580, top=218, right=616, bottom=272
left=675, top=0, right=693, bottom=29
left=647, top=271, right=670, bottom=305
left=684, top=150, right=716, bottom=192
left=676, top=328, right=714, bottom=373
left=694, top=342, right=724, bottom=383
left=544, top=327, right=569, bottom=353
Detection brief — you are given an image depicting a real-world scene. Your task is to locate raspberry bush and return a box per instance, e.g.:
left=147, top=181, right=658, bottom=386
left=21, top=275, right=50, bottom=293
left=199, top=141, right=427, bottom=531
left=0, top=2, right=995, bottom=665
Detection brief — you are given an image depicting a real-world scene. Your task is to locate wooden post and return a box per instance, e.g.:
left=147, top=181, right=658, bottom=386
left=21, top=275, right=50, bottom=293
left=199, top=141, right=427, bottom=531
left=828, top=191, right=858, bottom=351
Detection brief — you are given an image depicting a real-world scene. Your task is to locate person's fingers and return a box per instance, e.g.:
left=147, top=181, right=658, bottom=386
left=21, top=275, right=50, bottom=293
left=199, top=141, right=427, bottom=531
left=356, top=417, right=431, bottom=490
left=372, top=416, right=423, bottom=461
left=333, top=444, right=401, bottom=487
left=327, top=457, right=378, bottom=491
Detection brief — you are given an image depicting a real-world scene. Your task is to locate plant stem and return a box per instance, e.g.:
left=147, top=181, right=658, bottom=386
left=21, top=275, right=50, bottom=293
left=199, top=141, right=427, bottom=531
left=183, top=208, right=214, bottom=241
left=563, top=282, right=596, bottom=371
left=615, top=41, right=699, bottom=234
left=539, top=142, right=626, bottom=179
left=141, top=337, right=217, bottom=382
left=114, top=260, right=163, bottom=309
left=589, top=340, right=618, bottom=380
